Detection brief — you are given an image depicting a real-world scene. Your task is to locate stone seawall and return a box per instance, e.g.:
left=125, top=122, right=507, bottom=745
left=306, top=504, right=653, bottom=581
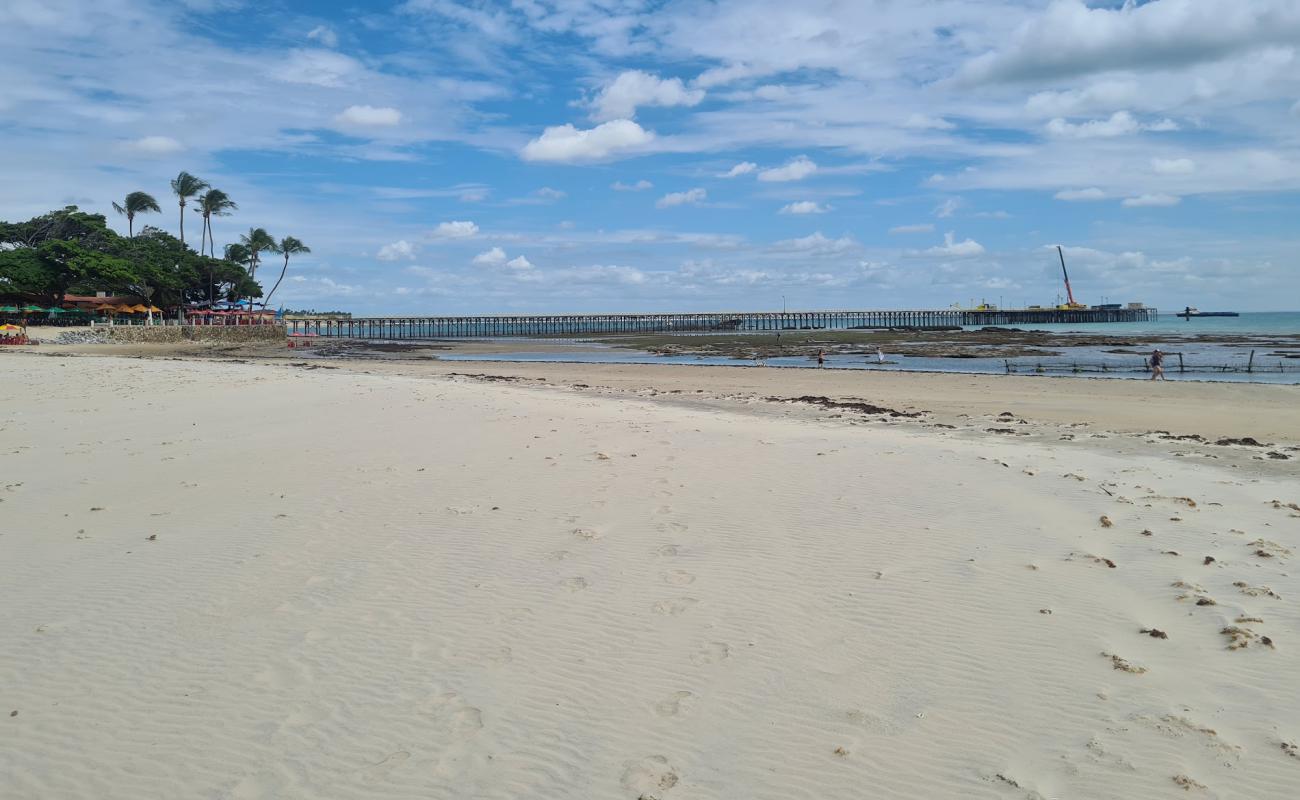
left=102, top=325, right=286, bottom=343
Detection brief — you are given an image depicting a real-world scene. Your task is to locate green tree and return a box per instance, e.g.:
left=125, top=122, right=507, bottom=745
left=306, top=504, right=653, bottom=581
left=237, top=228, right=275, bottom=308
left=196, top=188, right=237, bottom=258
left=262, top=236, right=309, bottom=308
left=110, top=191, right=161, bottom=238
left=169, top=171, right=208, bottom=248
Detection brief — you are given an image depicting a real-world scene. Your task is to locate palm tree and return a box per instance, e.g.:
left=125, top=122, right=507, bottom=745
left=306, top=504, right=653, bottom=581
left=220, top=243, right=251, bottom=306
left=196, top=189, right=237, bottom=258
left=111, top=191, right=161, bottom=238
left=238, top=227, right=276, bottom=310
left=169, top=171, right=208, bottom=248
left=263, top=236, right=310, bottom=308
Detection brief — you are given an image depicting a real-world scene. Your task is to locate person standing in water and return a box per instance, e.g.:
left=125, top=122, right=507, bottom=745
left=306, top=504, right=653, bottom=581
left=1150, top=348, right=1166, bottom=380
left=817, top=349, right=826, bottom=368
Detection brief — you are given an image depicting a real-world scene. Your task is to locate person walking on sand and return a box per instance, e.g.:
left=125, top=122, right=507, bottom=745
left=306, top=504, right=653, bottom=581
left=817, top=349, right=826, bottom=368
left=1149, top=348, right=1166, bottom=381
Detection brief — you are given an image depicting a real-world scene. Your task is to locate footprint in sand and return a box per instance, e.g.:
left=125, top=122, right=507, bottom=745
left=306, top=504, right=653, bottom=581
left=561, top=576, right=589, bottom=592
left=620, top=755, right=679, bottom=797
left=690, top=642, right=731, bottom=665
left=656, top=544, right=681, bottom=557
left=654, top=691, right=695, bottom=718
left=653, top=597, right=698, bottom=616
left=419, top=692, right=484, bottom=736
left=546, top=550, right=575, bottom=561
left=572, top=527, right=603, bottom=542
left=662, top=570, right=696, bottom=586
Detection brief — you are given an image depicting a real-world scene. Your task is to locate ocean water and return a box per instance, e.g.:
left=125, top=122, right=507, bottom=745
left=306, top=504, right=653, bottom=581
left=982, top=310, right=1300, bottom=336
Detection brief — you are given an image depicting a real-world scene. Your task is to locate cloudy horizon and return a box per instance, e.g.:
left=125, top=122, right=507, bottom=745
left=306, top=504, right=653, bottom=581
left=3, top=0, right=1299, bottom=314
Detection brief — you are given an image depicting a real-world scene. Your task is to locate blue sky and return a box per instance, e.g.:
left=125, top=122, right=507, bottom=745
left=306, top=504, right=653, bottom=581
left=3, top=0, right=1299, bottom=313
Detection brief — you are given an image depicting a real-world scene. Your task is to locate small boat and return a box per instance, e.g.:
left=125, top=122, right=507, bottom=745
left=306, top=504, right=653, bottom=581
left=1177, top=306, right=1239, bottom=318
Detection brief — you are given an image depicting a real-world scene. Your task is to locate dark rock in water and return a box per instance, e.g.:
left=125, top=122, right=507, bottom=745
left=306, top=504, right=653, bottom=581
left=979, top=327, right=1024, bottom=333
left=1215, top=437, right=1266, bottom=447
left=1267, top=451, right=1291, bottom=460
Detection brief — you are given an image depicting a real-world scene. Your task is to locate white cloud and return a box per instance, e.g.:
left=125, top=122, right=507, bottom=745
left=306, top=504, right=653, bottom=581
left=656, top=188, right=707, bottom=208
left=771, top=232, right=858, bottom=255
left=472, top=246, right=507, bottom=266
left=1045, top=111, right=1167, bottom=138
left=506, top=255, right=533, bottom=270
left=779, top=201, right=831, bottom=215
left=721, top=161, right=757, bottom=178
left=904, top=114, right=955, bottom=130
left=274, top=49, right=361, bottom=88
left=1152, top=157, right=1196, bottom=174
left=758, top=155, right=817, bottom=182
left=306, top=25, right=338, bottom=48
left=459, top=188, right=488, bottom=202
left=959, top=0, right=1300, bottom=84
left=521, top=119, right=654, bottom=162
left=377, top=240, right=417, bottom=261
left=1122, top=193, right=1181, bottom=207
left=889, top=223, right=935, bottom=234
left=933, top=197, right=962, bottom=218
left=536, top=187, right=566, bottom=200
left=590, top=70, right=704, bottom=121
left=122, top=135, right=183, bottom=155
left=430, top=220, right=479, bottom=239
left=611, top=180, right=653, bottom=191
left=1054, top=187, right=1107, bottom=201
left=926, top=232, right=985, bottom=257
left=336, top=105, right=403, bottom=126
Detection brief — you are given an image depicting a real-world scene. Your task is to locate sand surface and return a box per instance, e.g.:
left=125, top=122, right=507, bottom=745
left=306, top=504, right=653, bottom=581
left=2, top=352, right=1299, bottom=799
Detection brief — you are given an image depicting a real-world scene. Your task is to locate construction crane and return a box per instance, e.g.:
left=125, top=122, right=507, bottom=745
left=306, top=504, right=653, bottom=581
left=1055, top=245, right=1086, bottom=310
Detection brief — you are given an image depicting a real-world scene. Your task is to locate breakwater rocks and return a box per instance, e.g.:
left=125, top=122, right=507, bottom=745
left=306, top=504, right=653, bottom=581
left=60, top=325, right=286, bottom=344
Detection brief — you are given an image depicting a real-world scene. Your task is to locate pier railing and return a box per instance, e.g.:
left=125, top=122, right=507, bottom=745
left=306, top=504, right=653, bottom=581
left=284, top=307, right=1159, bottom=339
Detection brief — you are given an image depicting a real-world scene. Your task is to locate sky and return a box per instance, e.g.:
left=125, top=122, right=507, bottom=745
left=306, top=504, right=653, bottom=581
left=2, top=0, right=1299, bottom=314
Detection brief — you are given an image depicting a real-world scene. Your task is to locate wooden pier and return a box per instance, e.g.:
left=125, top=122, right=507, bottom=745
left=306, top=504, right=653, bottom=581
left=284, top=307, right=1158, bottom=339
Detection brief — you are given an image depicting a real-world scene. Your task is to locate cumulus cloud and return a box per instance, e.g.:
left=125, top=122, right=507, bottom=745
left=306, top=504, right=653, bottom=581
left=521, top=119, right=654, bottom=162
left=611, top=180, right=653, bottom=191
left=779, top=201, right=831, bottom=215
left=376, top=240, right=417, bottom=261
left=721, top=161, right=757, bottom=178
left=771, top=232, right=858, bottom=255
left=472, top=247, right=507, bottom=266
left=958, top=0, right=1300, bottom=84
left=122, top=135, right=183, bottom=155
left=889, top=223, right=935, bottom=234
left=473, top=247, right=533, bottom=270
left=590, top=70, right=704, bottom=121
left=1152, top=157, right=1196, bottom=174
left=306, top=25, right=338, bottom=48
left=336, top=105, right=403, bottom=126
left=430, top=220, right=479, bottom=239
left=758, top=156, right=817, bottom=182
left=1054, top=187, right=1107, bottom=201
left=926, top=232, right=985, bottom=257
left=656, top=188, right=706, bottom=208
left=1045, top=111, right=1176, bottom=138
left=1122, top=193, right=1181, bottom=207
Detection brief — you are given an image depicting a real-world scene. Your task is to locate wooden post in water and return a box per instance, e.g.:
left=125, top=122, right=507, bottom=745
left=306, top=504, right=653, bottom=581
left=1178, top=352, right=1184, bottom=374
left=1248, top=350, right=1255, bottom=373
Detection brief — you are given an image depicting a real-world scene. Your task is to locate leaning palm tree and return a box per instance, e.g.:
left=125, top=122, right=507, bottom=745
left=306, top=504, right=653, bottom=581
left=169, top=171, right=208, bottom=248
left=237, top=227, right=277, bottom=311
left=196, top=189, right=237, bottom=258
left=220, top=243, right=251, bottom=306
left=111, top=191, right=161, bottom=237
left=262, top=236, right=310, bottom=308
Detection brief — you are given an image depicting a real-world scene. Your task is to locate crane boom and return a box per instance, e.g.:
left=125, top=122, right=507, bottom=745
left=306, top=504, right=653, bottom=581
left=1057, top=245, right=1078, bottom=307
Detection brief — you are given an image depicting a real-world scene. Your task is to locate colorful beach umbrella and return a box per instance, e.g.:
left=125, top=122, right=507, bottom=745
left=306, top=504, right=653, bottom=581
left=0, top=305, right=19, bottom=313
left=21, top=304, right=47, bottom=312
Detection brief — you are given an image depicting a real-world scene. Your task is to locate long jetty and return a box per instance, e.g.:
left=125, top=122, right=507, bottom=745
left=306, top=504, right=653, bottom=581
left=285, top=307, right=1158, bottom=339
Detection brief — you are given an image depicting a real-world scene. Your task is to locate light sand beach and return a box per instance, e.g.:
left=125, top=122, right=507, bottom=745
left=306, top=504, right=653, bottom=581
left=3, top=350, right=1299, bottom=799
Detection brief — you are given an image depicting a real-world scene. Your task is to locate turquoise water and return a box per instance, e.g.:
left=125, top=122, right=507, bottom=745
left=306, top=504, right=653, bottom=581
left=989, top=311, right=1300, bottom=336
